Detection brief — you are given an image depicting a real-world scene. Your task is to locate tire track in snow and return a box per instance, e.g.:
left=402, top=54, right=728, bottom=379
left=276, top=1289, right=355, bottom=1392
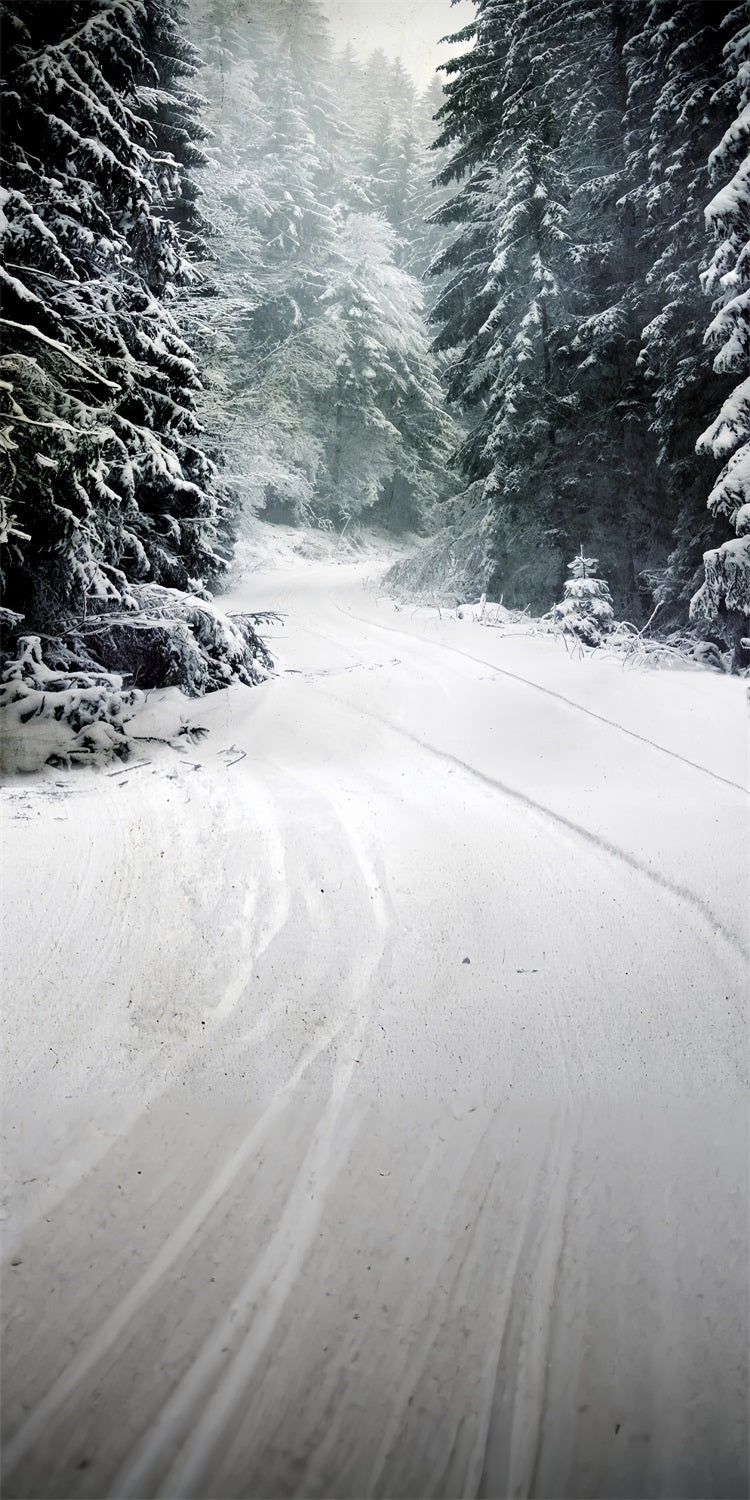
left=321, top=689, right=749, bottom=963
left=334, top=600, right=746, bottom=793
left=3, top=781, right=384, bottom=1493
left=208, top=776, right=397, bottom=1498
left=471, top=1128, right=574, bottom=1500
left=3, top=755, right=388, bottom=1491
left=107, top=793, right=392, bottom=1500
left=507, top=1131, right=578, bottom=1498
left=4, top=770, right=292, bottom=1253
left=364, top=1121, right=577, bottom=1500
left=295, top=1111, right=497, bottom=1498
left=209, top=771, right=290, bottom=1023
left=363, top=1122, right=544, bottom=1499
left=1, top=1008, right=365, bottom=1487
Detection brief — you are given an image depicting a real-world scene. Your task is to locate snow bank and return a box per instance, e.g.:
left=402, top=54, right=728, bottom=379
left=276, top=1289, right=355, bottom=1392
left=0, top=587, right=274, bottom=774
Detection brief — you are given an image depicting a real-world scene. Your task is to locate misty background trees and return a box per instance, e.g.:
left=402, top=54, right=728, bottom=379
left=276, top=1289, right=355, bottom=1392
left=187, top=0, right=455, bottom=531
left=1, top=0, right=748, bottom=708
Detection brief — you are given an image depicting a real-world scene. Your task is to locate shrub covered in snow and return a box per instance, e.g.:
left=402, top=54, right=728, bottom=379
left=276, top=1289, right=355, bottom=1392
left=0, top=634, right=138, bottom=773
left=75, top=584, right=273, bottom=695
left=552, top=549, right=615, bottom=648
left=602, top=621, right=728, bottom=672
left=691, top=507, right=750, bottom=668
left=0, top=589, right=273, bottom=772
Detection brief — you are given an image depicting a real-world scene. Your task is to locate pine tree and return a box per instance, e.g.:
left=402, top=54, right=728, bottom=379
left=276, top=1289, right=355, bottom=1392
left=559, top=0, right=664, bottom=606
left=138, top=0, right=210, bottom=256
left=627, top=1, right=738, bottom=620
left=690, top=5, right=750, bottom=666
left=314, top=213, right=453, bottom=525
left=430, top=0, right=584, bottom=606
left=426, top=0, right=742, bottom=617
left=187, top=0, right=342, bottom=520
left=186, top=1, right=455, bottom=531
left=0, top=0, right=270, bottom=724
left=552, top=547, right=615, bottom=646
left=0, top=1, right=222, bottom=626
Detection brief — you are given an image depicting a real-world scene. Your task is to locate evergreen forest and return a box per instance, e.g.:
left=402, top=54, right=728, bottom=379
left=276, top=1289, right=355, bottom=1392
left=1, top=0, right=748, bottom=717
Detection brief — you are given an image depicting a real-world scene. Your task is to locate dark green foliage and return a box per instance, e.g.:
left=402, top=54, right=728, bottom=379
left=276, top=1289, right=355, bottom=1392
left=428, top=0, right=739, bottom=619
left=0, top=0, right=249, bottom=686
left=689, top=4, right=750, bottom=664
left=627, top=1, right=739, bottom=620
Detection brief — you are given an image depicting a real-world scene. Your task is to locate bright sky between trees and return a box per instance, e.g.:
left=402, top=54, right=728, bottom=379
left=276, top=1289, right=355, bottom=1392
left=318, top=0, right=476, bottom=90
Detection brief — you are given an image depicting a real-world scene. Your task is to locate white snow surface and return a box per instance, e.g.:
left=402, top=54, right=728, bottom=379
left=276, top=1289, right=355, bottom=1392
left=2, top=528, right=748, bottom=1499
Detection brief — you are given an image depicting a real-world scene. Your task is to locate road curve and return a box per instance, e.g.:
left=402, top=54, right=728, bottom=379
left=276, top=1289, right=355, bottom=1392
left=2, top=550, right=747, bottom=1499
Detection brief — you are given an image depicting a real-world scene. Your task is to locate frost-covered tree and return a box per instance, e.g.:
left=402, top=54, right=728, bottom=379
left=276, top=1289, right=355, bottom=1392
left=187, top=0, right=349, bottom=519
left=0, top=0, right=264, bottom=696
left=626, top=1, right=739, bottom=618
left=328, top=53, right=453, bottom=294
left=690, top=5, right=750, bottom=666
left=314, top=214, right=453, bottom=525
left=560, top=0, right=668, bottom=600
left=430, top=0, right=590, bottom=605
left=422, top=0, right=746, bottom=619
left=352, top=57, right=421, bottom=242
left=186, top=0, right=456, bottom=531
left=552, top=547, right=615, bottom=646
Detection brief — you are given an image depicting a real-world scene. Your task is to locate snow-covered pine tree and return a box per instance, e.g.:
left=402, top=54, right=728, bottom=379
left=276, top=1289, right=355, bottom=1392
left=552, top=547, right=615, bottom=646
left=558, top=0, right=666, bottom=605
left=427, top=0, right=710, bottom=614
left=186, top=0, right=346, bottom=521
left=626, top=1, right=738, bottom=621
left=690, top=5, right=750, bottom=667
left=352, top=57, right=419, bottom=243
left=138, top=0, right=210, bottom=258
left=187, top=1, right=455, bottom=532
left=0, top=0, right=267, bottom=704
left=329, top=52, right=454, bottom=297
left=402, top=75, right=458, bottom=293
left=429, top=1, right=506, bottom=379
left=431, top=0, right=584, bottom=605
left=314, top=213, right=454, bottom=527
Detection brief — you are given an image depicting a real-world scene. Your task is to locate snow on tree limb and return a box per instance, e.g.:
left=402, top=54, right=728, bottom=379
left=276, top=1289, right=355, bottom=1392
left=691, top=7, right=750, bottom=664
left=0, top=319, right=121, bottom=389
left=0, top=0, right=266, bottom=703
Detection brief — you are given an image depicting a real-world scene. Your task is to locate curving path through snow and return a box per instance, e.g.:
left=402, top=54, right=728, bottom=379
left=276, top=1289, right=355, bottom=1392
left=2, top=535, right=748, bottom=1498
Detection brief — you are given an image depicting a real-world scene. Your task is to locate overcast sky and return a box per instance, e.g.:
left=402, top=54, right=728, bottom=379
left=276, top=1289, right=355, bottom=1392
left=317, top=0, right=476, bottom=92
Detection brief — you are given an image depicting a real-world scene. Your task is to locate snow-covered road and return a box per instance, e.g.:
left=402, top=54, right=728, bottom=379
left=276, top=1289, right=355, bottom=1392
left=2, top=537, right=748, bottom=1499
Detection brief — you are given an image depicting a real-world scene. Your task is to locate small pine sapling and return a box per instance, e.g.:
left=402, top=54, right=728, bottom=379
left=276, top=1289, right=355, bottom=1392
left=553, top=547, right=615, bottom=647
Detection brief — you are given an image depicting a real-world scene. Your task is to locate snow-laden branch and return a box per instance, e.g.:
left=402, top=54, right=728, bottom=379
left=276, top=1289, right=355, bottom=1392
left=0, top=319, right=120, bottom=390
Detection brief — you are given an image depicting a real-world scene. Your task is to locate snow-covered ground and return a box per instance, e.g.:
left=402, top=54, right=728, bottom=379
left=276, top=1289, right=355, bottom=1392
left=2, top=529, right=748, bottom=1499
